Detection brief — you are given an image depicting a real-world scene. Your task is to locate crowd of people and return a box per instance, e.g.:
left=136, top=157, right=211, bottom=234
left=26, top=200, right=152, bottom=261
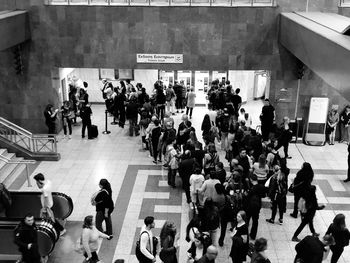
left=37, top=77, right=350, bottom=263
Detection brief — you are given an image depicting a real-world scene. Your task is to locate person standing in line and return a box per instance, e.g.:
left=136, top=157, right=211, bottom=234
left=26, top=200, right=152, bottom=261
left=150, top=119, right=162, bottom=164
left=80, top=103, right=93, bottom=139
left=186, top=87, right=196, bottom=119
left=325, top=214, right=350, bottom=263
left=126, top=97, right=140, bottom=137
left=44, top=104, right=58, bottom=135
left=327, top=106, right=339, bottom=145
left=33, top=173, right=66, bottom=235
left=259, top=99, right=275, bottom=142
left=294, top=234, right=335, bottom=263
left=14, top=213, right=41, bottom=263
left=93, top=179, right=114, bottom=237
left=174, top=81, right=184, bottom=113
left=178, top=150, right=196, bottom=203
left=344, top=144, right=350, bottom=183
left=81, top=215, right=112, bottom=263
left=196, top=245, right=218, bottom=263
left=159, top=221, right=179, bottom=263
left=165, top=84, right=176, bottom=115
left=139, top=216, right=156, bottom=263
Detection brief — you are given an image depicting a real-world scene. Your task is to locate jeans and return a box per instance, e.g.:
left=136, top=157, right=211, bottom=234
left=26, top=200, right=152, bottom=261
left=95, top=211, right=113, bottom=235
left=209, top=227, right=220, bottom=247
left=176, top=98, right=183, bottom=111
left=82, top=119, right=91, bottom=138
left=166, top=100, right=175, bottom=113
left=63, top=118, right=72, bottom=135
left=186, top=107, right=193, bottom=118
left=156, top=105, right=165, bottom=120
left=293, top=212, right=316, bottom=238
left=168, top=168, right=177, bottom=187
left=128, top=117, right=139, bottom=136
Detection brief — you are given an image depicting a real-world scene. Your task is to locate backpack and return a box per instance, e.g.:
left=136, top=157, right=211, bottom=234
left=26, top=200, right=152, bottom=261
left=0, top=183, right=12, bottom=211
left=298, top=197, right=307, bottom=214
left=135, top=231, right=157, bottom=261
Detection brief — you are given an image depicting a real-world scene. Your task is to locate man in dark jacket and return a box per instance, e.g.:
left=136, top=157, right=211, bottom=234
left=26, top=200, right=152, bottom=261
left=214, top=162, right=226, bottom=185
left=294, top=235, right=334, bottom=263
left=80, top=103, right=92, bottom=139
left=178, top=150, right=196, bottom=203
left=14, top=214, right=41, bottom=263
left=126, top=97, right=140, bottom=136
left=260, top=99, right=275, bottom=141
left=246, top=174, right=267, bottom=240
left=174, top=81, right=184, bottom=113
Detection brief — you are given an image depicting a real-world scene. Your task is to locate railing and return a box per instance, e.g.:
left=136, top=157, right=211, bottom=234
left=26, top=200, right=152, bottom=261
left=0, top=117, right=58, bottom=155
left=340, top=0, right=350, bottom=6
left=0, top=155, right=36, bottom=187
left=47, top=0, right=276, bottom=7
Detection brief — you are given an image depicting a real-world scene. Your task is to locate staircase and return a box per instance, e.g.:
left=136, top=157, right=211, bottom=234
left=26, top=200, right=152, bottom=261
left=0, top=148, right=35, bottom=188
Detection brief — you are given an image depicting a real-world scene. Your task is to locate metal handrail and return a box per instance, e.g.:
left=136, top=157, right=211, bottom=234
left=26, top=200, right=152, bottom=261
left=0, top=155, right=35, bottom=187
left=0, top=117, right=58, bottom=155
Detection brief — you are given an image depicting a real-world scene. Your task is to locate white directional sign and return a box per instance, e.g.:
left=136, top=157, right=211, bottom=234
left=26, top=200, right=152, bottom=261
left=136, top=54, right=183, bottom=64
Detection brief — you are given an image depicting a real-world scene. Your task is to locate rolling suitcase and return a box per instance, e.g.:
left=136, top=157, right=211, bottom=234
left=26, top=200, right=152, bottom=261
left=89, top=125, right=98, bottom=138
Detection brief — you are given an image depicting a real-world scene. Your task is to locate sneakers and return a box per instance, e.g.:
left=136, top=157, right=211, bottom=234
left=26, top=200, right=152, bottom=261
left=266, top=219, right=274, bottom=224
left=278, top=219, right=283, bottom=225
left=292, top=236, right=301, bottom=242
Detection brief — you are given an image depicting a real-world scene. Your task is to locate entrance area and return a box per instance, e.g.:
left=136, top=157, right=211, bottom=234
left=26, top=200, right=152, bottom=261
left=58, top=68, right=270, bottom=128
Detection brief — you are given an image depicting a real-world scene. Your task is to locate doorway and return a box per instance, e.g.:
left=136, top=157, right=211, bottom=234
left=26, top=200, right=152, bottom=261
left=194, top=71, right=209, bottom=105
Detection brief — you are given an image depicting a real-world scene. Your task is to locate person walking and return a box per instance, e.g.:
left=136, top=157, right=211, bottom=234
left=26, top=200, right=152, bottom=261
left=276, top=117, right=293, bottom=158
left=60, top=100, right=73, bottom=139
left=159, top=221, right=179, bottom=263
left=14, top=214, right=41, bottom=263
left=294, top=235, right=334, bottom=263
left=290, top=162, right=314, bottom=218
left=165, top=84, right=176, bottom=115
left=266, top=165, right=288, bottom=225
left=92, top=179, right=114, bottom=237
left=33, top=173, right=66, bottom=236
left=81, top=215, right=112, bottom=263
left=325, top=214, right=350, bottom=263
left=137, top=216, right=157, bottom=263
left=186, top=87, right=196, bottom=119
left=292, top=183, right=325, bottom=242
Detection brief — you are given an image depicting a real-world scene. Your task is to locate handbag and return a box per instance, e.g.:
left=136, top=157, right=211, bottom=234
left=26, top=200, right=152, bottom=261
left=74, top=235, right=84, bottom=254
left=288, top=182, right=295, bottom=193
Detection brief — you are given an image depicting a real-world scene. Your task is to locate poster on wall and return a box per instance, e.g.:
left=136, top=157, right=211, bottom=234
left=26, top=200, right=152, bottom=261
left=99, top=68, right=116, bottom=80
left=305, top=97, right=329, bottom=146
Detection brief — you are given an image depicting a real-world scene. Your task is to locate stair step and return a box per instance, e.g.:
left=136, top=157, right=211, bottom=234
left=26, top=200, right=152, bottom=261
left=0, top=158, right=23, bottom=185
left=3, top=163, right=26, bottom=188
left=0, top=148, right=7, bottom=156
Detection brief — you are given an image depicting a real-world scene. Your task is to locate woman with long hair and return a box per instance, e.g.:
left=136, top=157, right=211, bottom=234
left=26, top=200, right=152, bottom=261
left=187, top=233, right=209, bottom=263
left=230, top=210, right=249, bottom=263
left=326, top=214, right=350, bottom=263
left=201, top=114, right=212, bottom=139
left=203, top=143, right=219, bottom=176
left=81, top=215, right=112, bottom=263
left=44, top=104, right=58, bottom=135
left=266, top=165, right=288, bottom=225
left=252, top=154, right=269, bottom=185
left=159, top=221, right=179, bottom=263
left=93, top=179, right=114, bottom=236
left=290, top=162, right=314, bottom=218
left=251, top=238, right=271, bottom=263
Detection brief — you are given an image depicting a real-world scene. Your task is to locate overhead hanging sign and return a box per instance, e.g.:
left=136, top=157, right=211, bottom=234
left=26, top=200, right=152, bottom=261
left=136, top=54, right=183, bottom=64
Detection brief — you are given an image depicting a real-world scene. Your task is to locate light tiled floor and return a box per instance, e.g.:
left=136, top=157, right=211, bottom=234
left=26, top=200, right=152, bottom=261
left=17, top=102, right=350, bottom=263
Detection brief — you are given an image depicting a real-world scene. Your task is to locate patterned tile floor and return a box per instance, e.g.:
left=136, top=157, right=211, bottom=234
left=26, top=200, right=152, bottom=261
left=11, top=102, right=350, bottom=263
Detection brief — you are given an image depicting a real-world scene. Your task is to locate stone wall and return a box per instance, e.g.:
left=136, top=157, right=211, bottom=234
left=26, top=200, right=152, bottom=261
left=0, top=0, right=346, bottom=132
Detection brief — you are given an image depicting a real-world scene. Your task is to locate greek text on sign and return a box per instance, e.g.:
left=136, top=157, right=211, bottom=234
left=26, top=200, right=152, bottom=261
left=137, top=54, right=183, bottom=64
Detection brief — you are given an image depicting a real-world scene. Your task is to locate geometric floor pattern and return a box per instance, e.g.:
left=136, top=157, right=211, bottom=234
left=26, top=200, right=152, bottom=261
left=10, top=104, right=350, bottom=263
